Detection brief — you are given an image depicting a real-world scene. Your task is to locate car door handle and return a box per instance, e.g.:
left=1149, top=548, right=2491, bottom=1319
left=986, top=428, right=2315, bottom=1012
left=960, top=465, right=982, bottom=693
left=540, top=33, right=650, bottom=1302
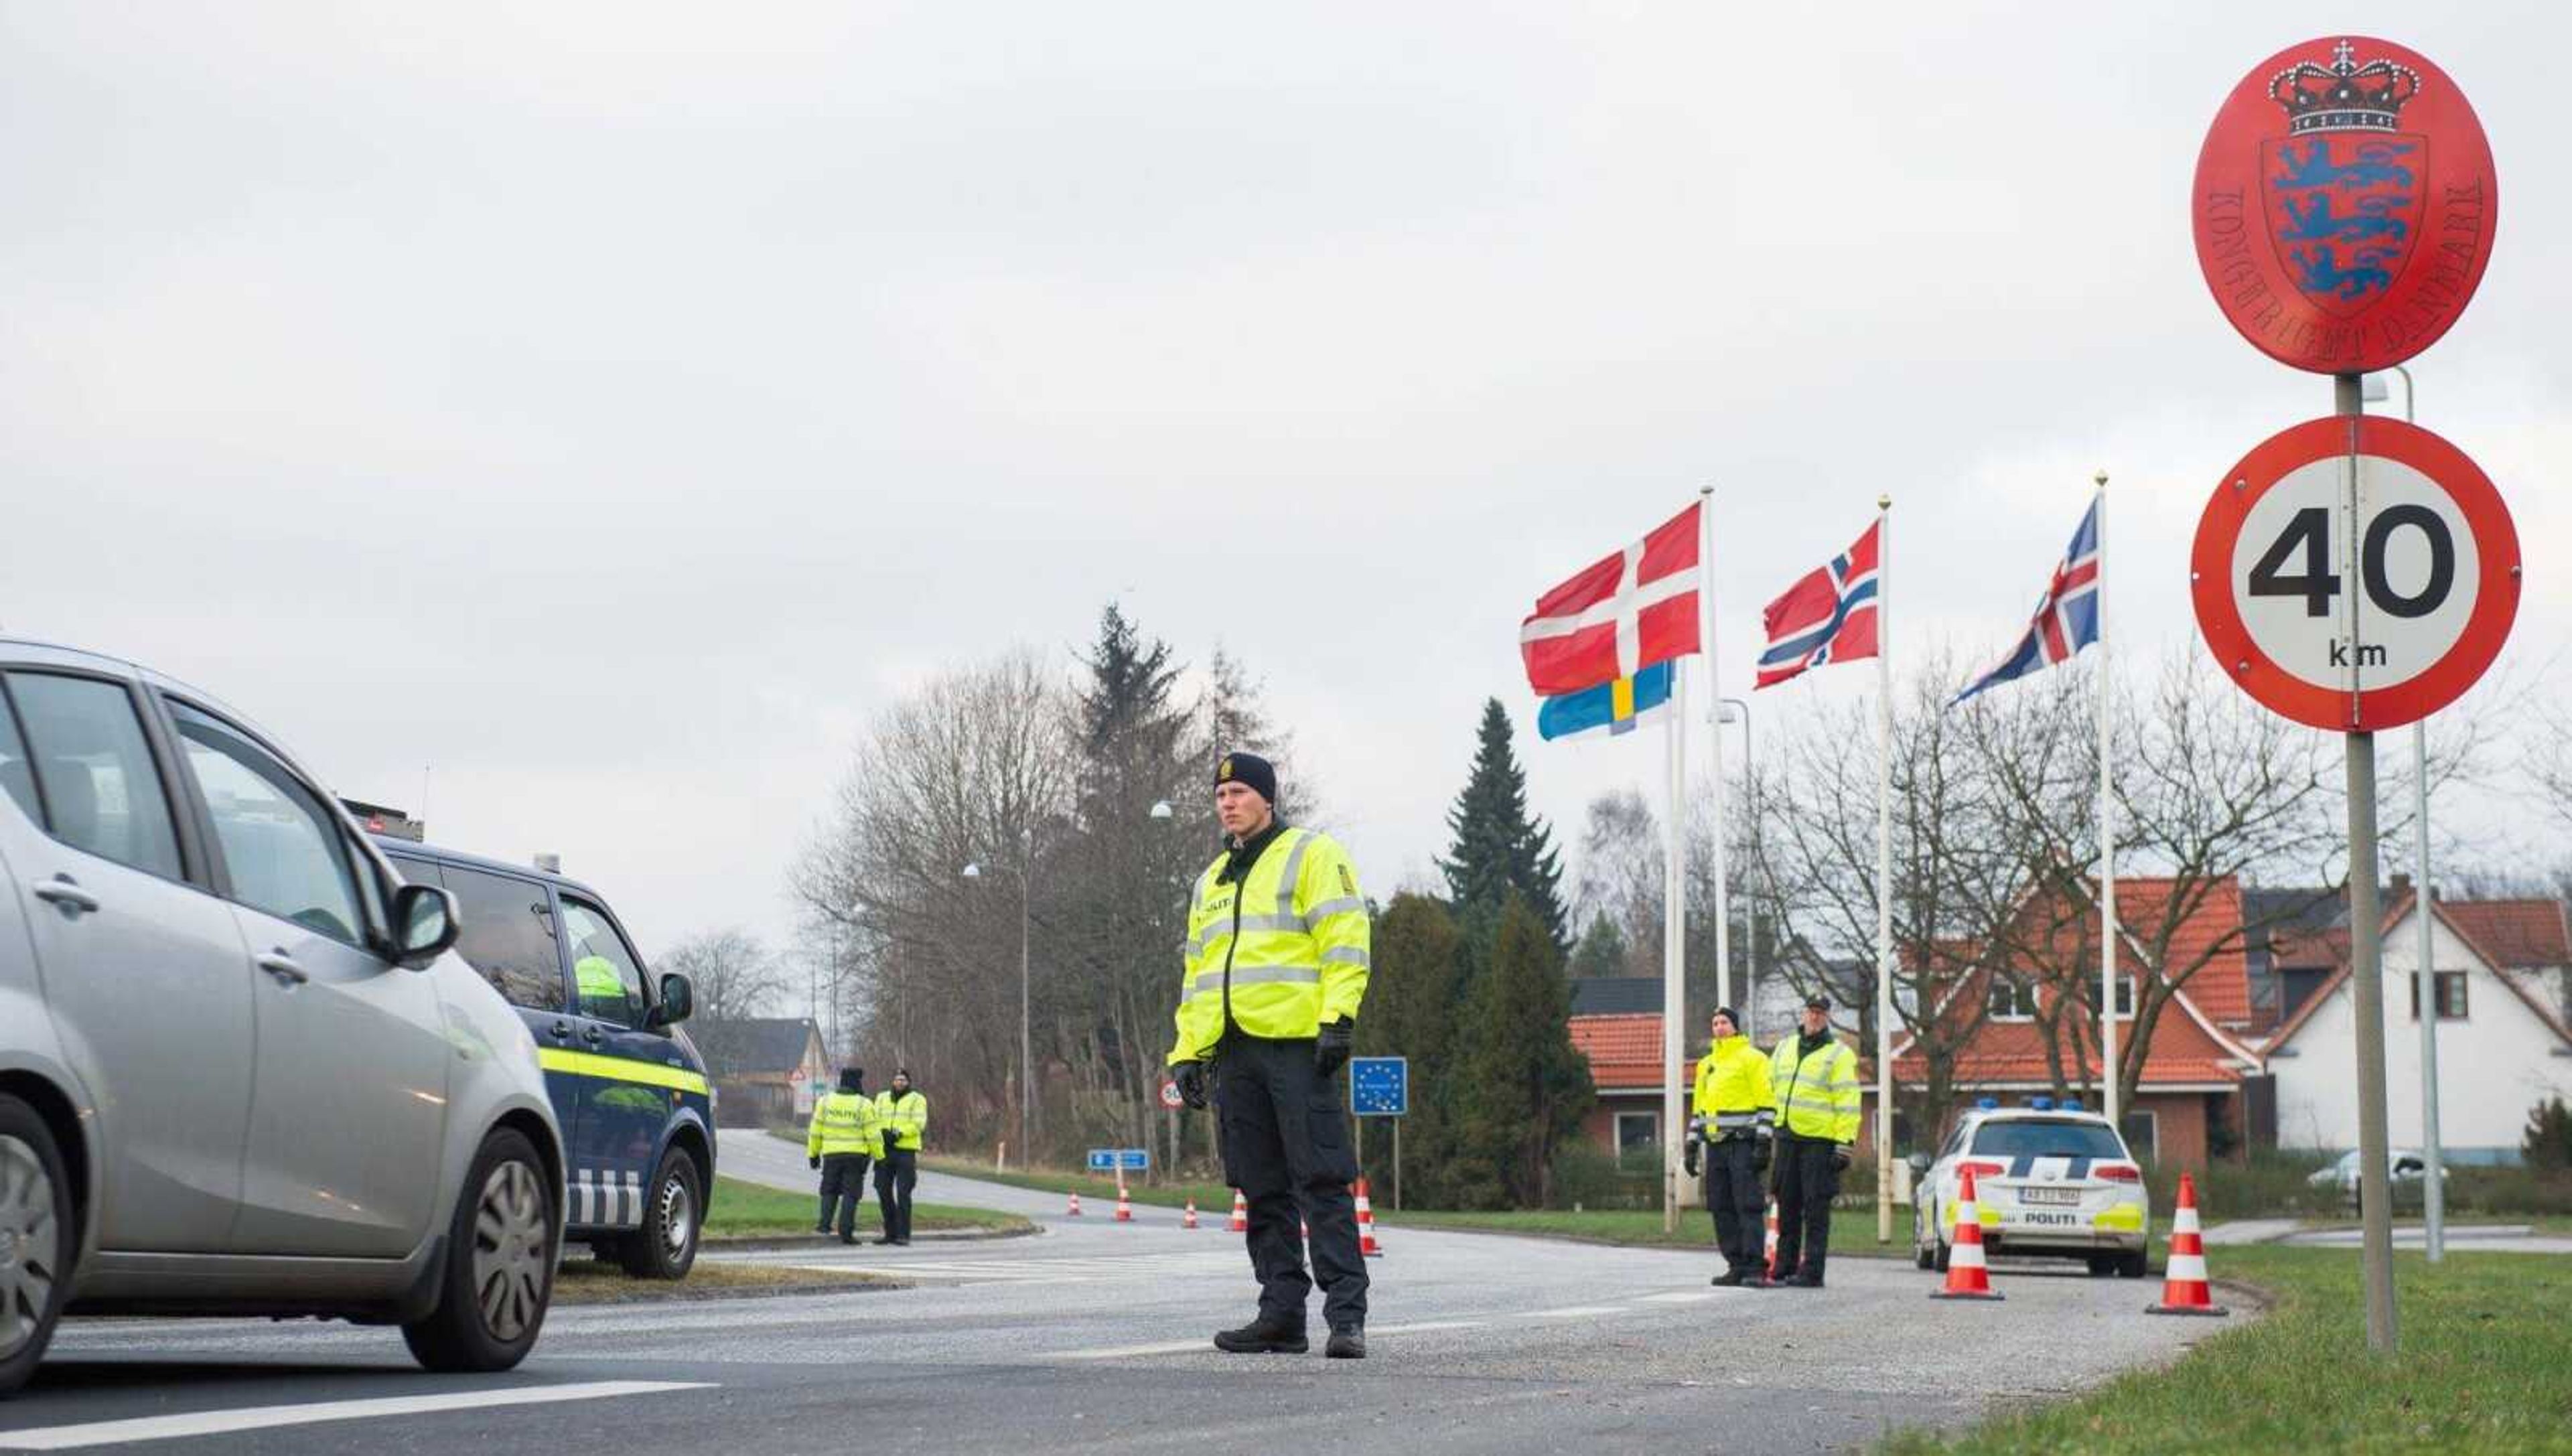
left=549, top=1021, right=574, bottom=1040
left=581, top=1025, right=605, bottom=1045
left=256, top=951, right=309, bottom=986
left=33, top=876, right=100, bottom=915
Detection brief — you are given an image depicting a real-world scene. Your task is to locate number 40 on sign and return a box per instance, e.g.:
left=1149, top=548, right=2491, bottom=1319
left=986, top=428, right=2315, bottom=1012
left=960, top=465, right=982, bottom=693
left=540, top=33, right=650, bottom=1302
left=2192, top=415, right=2519, bottom=733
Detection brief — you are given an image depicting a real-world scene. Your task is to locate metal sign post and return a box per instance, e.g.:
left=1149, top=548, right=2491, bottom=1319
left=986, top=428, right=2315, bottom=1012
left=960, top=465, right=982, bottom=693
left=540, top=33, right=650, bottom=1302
left=1350, top=1056, right=1409, bottom=1210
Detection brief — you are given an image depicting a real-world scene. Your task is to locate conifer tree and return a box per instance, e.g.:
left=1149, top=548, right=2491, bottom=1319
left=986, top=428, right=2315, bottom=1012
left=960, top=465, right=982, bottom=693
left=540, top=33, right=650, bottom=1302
left=1352, top=893, right=1465, bottom=1206
left=1452, top=893, right=1595, bottom=1207
left=1438, top=699, right=1569, bottom=951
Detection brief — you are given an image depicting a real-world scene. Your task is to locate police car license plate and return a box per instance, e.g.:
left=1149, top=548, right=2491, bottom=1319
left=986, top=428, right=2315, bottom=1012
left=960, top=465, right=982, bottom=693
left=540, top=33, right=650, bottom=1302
left=2019, top=1186, right=2080, bottom=1206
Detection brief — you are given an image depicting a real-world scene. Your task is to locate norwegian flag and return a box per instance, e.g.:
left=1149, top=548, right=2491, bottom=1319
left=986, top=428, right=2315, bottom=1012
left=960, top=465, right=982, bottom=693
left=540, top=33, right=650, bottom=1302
left=1954, top=492, right=2101, bottom=703
left=1756, top=519, right=1880, bottom=690
left=1518, top=502, right=1702, bottom=697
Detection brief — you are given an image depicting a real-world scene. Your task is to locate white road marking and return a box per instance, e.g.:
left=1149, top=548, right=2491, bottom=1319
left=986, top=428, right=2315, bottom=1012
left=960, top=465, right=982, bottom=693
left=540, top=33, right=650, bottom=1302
left=1524, top=1305, right=1628, bottom=1319
left=0, top=1380, right=713, bottom=1451
left=1368, top=1319, right=1487, bottom=1335
left=1636, top=1291, right=1724, bottom=1304
left=1044, top=1319, right=1488, bottom=1361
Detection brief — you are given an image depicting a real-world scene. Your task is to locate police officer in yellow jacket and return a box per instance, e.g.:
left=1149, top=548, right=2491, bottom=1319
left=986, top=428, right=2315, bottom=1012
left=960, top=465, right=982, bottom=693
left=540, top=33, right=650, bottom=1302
left=872, top=1069, right=928, bottom=1246
left=806, top=1068, right=880, bottom=1244
left=1685, top=1007, right=1775, bottom=1285
left=1168, top=752, right=1372, bottom=1360
left=1768, top=994, right=1863, bottom=1287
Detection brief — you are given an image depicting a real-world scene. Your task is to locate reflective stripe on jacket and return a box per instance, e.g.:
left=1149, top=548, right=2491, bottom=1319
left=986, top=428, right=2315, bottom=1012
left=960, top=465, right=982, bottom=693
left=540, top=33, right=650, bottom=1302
left=1691, top=1033, right=1776, bottom=1135
left=1768, top=1034, right=1862, bottom=1143
left=1167, top=826, right=1370, bottom=1064
left=875, top=1090, right=928, bottom=1151
left=807, top=1091, right=882, bottom=1157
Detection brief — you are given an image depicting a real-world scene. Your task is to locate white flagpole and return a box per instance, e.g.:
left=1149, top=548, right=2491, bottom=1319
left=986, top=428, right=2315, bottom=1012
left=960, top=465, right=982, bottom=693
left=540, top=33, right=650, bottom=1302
left=1702, top=486, right=1731, bottom=1015
left=1663, top=656, right=1691, bottom=1235
left=2095, top=472, right=2119, bottom=1135
left=1874, top=494, right=1896, bottom=1245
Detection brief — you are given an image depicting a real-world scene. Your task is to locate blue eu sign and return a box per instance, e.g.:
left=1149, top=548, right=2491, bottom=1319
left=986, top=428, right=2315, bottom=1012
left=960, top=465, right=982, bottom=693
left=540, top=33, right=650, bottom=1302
left=1350, top=1056, right=1407, bottom=1117
left=1087, top=1148, right=1149, bottom=1171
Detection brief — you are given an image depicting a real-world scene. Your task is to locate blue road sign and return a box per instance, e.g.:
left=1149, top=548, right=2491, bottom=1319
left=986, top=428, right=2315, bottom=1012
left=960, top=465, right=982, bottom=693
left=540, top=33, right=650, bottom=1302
left=1350, top=1056, right=1408, bottom=1116
left=1088, top=1148, right=1150, bottom=1171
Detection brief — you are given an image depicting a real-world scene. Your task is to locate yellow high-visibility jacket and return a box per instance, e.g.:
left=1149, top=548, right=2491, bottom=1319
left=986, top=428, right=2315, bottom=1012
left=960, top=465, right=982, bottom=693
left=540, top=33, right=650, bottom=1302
left=807, top=1090, right=882, bottom=1158
left=1168, top=826, right=1370, bottom=1064
left=1692, top=1033, right=1776, bottom=1137
left=1768, top=1033, right=1862, bottom=1143
left=875, top=1090, right=928, bottom=1151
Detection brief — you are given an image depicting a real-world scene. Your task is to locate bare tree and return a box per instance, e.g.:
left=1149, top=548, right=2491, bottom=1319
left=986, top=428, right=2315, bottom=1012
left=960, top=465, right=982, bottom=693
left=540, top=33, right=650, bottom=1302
left=656, top=927, right=786, bottom=1027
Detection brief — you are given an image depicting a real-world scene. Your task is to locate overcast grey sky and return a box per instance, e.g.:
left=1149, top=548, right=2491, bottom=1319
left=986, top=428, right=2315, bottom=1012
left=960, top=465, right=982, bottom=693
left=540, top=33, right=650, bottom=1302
left=5, top=4, right=2563, bottom=962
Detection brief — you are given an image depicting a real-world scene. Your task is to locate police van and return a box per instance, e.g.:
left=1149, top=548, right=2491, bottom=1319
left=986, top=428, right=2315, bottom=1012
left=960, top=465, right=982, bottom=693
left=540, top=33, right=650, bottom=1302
left=375, top=836, right=715, bottom=1279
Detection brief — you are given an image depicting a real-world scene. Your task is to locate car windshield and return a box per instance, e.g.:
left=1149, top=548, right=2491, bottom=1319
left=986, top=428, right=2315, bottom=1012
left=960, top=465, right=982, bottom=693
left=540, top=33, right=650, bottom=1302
left=1968, top=1119, right=2126, bottom=1161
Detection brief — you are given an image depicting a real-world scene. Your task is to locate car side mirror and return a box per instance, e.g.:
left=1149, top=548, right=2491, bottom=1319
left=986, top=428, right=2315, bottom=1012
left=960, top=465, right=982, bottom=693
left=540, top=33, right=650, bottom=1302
left=390, top=884, right=461, bottom=970
left=1906, top=1153, right=1931, bottom=1176
left=648, top=972, right=693, bottom=1027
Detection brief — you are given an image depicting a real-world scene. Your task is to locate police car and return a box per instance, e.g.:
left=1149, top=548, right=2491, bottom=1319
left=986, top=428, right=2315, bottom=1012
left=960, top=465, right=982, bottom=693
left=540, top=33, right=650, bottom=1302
left=1910, top=1098, right=2150, bottom=1278
left=376, top=836, right=715, bottom=1279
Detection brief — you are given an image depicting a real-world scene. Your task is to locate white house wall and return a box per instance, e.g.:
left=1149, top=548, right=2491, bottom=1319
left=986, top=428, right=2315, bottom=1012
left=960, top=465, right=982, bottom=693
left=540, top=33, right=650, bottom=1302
left=2270, top=909, right=2572, bottom=1160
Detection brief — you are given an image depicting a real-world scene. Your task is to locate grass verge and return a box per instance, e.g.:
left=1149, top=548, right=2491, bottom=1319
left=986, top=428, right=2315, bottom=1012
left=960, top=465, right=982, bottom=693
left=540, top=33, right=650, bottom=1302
left=554, top=1260, right=898, bottom=1305
left=917, top=1157, right=1235, bottom=1212
left=1376, top=1206, right=1902, bottom=1256
left=1881, top=1246, right=2572, bottom=1454
left=701, top=1175, right=1032, bottom=1239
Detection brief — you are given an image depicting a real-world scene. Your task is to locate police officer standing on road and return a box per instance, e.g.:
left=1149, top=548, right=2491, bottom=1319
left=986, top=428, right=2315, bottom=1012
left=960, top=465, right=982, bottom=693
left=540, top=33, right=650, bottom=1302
left=1168, top=752, right=1372, bottom=1360
left=1685, top=1007, right=1775, bottom=1286
left=807, top=1067, right=880, bottom=1244
left=873, top=1069, right=928, bottom=1246
left=1768, top=995, right=1861, bottom=1287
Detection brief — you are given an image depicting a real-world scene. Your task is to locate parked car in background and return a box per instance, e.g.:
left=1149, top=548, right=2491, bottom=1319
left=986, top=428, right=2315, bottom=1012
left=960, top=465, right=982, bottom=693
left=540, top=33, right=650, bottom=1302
left=377, top=839, right=711, bottom=1281
left=1912, top=1098, right=2151, bottom=1278
left=2307, top=1147, right=2446, bottom=1208
left=0, top=640, right=565, bottom=1395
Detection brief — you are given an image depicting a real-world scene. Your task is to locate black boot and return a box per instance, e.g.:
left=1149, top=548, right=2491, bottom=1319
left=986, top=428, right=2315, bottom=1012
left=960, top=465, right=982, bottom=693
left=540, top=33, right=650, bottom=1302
left=1213, top=1314, right=1309, bottom=1354
left=1711, top=1269, right=1745, bottom=1287
left=1325, top=1326, right=1366, bottom=1360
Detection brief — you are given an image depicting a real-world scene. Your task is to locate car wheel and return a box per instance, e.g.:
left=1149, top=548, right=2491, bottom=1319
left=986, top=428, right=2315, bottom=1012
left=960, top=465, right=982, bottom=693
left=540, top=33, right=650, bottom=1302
left=0, top=1097, right=74, bottom=1398
left=616, top=1152, right=701, bottom=1281
left=403, top=1128, right=555, bottom=1374
left=1912, top=1208, right=1934, bottom=1269
left=1932, top=1220, right=1952, bottom=1275
left=2087, top=1254, right=2115, bottom=1277
left=2118, top=1250, right=2149, bottom=1279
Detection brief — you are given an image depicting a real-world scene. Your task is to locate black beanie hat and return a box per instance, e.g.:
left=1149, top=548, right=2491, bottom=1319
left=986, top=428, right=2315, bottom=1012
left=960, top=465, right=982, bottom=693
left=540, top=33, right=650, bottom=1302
left=1711, top=1006, right=1741, bottom=1033
left=1215, top=751, right=1278, bottom=806
left=837, top=1067, right=865, bottom=1092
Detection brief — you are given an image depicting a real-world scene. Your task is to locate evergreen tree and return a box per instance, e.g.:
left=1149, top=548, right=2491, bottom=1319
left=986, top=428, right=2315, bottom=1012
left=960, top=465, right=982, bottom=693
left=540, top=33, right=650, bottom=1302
left=1451, top=893, right=1595, bottom=1208
left=1352, top=893, right=1464, bottom=1206
left=1567, top=912, right=1630, bottom=981
left=1439, top=699, right=1569, bottom=951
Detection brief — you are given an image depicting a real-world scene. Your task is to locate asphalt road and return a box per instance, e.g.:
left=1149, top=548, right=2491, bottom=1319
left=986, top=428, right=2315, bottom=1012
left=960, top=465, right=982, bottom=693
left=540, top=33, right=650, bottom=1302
left=6, top=1137, right=2230, bottom=1455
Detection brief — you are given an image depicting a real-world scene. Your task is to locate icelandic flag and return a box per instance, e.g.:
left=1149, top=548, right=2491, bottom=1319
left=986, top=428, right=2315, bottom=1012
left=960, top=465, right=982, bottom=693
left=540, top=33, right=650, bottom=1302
left=1756, top=520, right=1880, bottom=690
left=1954, top=492, right=2101, bottom=704
left=1537, top=660, right=1674, bottom=741
left=1519, top=502, right=1702, bottom=697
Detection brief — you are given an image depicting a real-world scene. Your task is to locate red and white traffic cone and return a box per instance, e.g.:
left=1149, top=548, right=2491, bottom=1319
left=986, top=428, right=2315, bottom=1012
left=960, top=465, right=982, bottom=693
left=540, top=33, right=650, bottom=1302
left=2147, top=1172, right=2230, bottom=1317
left=1228, top=1189, right=1249, bottom=1233
left=1355, top=1177, right=1384, bottom=1258
left=1066, top=1191, right=1082, bottom=1217
left=1115, top=1185, right=1134, bottom=1223
left=1762, top=1198, right=1780, bottom=1281
left=1930, top=1167, right=2005, bottom=1301
left=1184, top=1198, right=1200, bottom=1230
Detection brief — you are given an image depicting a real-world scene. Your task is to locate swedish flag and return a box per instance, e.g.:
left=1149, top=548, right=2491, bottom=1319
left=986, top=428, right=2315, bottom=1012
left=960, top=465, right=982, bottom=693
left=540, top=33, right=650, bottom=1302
left=1536, top=660, right=1674, bottom=741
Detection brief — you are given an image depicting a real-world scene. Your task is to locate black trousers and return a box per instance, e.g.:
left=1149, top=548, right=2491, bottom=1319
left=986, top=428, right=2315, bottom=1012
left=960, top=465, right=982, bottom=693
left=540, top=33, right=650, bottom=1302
left=817, top=1153, right=871, bottom=1236
left=1770, top=1135, right=1841, bottom=1281
left=874, top=1148, right=918, bottom=1241
left=1701, top=1136, right=1765, bottom=1275
left=1217, top=1031, right=1368, bottom=1330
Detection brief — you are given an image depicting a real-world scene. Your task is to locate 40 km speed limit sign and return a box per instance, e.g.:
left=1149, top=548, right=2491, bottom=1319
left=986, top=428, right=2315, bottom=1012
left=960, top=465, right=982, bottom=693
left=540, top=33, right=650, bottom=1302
left=2192, top=415, right=2518, bottom=732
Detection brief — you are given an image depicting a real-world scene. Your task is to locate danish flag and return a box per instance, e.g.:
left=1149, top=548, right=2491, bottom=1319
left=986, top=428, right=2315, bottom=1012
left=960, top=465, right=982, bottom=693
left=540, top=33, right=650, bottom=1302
left=1518, top=502, right=1703, bottom=697
left=1756, top=519, right=1881, bottom=690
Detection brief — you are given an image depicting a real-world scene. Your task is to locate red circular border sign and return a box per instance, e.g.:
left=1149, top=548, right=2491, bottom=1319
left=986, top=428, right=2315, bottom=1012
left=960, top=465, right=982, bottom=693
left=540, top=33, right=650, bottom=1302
left=2192, top=415, right=2518, bottom=731
left=2193, top=36, right=2497, bottom=374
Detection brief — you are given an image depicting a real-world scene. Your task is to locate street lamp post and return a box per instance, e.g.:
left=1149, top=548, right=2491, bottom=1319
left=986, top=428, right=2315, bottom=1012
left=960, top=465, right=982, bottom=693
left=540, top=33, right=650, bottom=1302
left=1719, top=697, right=1756, bottom=1035
left=964, top=833, right=1038, bottom=1157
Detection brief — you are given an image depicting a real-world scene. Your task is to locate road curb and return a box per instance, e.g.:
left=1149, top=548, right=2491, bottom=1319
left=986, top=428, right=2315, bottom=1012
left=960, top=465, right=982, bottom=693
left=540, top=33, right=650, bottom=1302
left=702, top=1222, right=1042, bottom=1252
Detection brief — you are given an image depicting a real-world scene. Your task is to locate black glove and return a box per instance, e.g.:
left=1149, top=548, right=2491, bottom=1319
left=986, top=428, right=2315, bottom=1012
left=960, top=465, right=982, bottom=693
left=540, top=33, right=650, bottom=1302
left=1174, top=1060, right=1210, bottom=1110
left=1683, top=1143, right=1699, bottom=1178
left=1314, top=1018, right=1354, bottom=1077
left=809, top=1155, right=821, bottom=1170
left=1832, top=1144, right=1853, bottom=1173
left=1752, top=1132, right=1773, bottom=1175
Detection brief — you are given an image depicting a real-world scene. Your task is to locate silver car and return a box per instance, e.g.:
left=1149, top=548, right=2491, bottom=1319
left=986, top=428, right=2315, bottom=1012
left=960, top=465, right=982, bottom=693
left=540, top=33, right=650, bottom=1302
left=0, top=640, right=565, bottom=1395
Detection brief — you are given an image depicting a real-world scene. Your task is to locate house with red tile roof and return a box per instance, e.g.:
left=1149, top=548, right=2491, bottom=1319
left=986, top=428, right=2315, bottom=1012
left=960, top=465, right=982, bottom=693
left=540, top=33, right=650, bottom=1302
left=2266, top=890, right=2572, bottom=1162
left=1881, top=875, right=2267, bottom=1169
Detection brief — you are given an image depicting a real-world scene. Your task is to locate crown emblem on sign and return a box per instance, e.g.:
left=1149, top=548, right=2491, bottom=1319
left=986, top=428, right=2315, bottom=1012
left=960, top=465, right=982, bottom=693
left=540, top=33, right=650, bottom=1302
left=2270, top=40, right=2421, bottom=133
